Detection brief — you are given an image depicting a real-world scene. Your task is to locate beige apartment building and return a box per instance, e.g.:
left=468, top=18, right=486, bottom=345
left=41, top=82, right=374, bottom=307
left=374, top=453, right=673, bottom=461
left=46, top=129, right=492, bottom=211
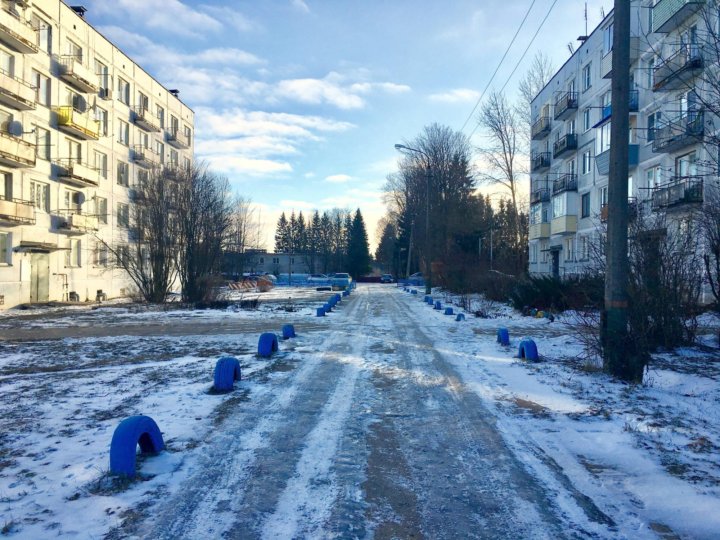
left=529, top=0, right=714, bottom=287
left=0, top=0, right=194, bottom=308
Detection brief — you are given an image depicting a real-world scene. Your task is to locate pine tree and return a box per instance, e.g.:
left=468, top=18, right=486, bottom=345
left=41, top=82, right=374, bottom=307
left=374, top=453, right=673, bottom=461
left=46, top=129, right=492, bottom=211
left=296, top=211, right=307, bottom=254
left=308, top=210, right=321, bottom=273
left=375, top=222, right=397, bottom=274
left=347, top=208, right=371, bottom=278
left=275, top=212, right=290, bottom=253
left=319, top=211, right=333, bottom=272
left=288, top=211, right=297, bottom=253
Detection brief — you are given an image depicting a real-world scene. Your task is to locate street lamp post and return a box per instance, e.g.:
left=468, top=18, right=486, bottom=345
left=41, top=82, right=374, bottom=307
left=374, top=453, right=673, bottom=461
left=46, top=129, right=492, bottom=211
left=395, top=144, right=432, bottom=295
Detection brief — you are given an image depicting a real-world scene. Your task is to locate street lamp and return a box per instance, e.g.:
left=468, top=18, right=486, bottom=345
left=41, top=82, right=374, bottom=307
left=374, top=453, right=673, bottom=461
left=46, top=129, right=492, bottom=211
left=394, top=143, right=432, bottom=295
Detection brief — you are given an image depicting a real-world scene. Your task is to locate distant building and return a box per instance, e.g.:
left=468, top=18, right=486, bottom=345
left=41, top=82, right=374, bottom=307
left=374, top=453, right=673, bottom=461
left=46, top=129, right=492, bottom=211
left=0, top=0, right=194, bottom=308
left=529, top=0, right=712, bottom=280
left=244, top=250, right=312, bottom=276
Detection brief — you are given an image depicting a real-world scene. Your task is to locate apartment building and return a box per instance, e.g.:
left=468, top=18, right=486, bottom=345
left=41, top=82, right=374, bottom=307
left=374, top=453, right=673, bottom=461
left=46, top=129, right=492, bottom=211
left=529, top=0, right=712, bottom=278
left=0, top=0, right=194, bottom=308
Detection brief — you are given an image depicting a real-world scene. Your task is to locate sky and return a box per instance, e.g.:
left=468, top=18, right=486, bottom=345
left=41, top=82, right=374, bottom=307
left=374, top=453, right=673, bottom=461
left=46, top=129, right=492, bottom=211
left=82, top=0, right=613, bottom=251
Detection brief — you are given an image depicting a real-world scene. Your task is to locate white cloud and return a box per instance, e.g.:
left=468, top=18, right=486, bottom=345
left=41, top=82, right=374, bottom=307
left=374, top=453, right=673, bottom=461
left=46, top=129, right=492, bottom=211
left=205, top=155, right=292, bottom=177
left=429, top=88, right=481, bottom=104
left=291, top=0, right=310, bottom=14
left=304, top=172, right=316, bottom=179
left=279, top=199, right=315, bottom=209
left=200, top=5, right=259, bottom=32
left=325, top=174, right=352, bottom=183
left=274, top=78, right=366, bottom=109
left=195, top=136, right=300, bottom=158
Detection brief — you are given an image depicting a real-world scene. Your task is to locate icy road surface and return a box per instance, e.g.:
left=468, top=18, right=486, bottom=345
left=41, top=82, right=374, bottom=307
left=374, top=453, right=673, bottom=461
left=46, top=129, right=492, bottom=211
left=136, top=287, right=603, bottom=539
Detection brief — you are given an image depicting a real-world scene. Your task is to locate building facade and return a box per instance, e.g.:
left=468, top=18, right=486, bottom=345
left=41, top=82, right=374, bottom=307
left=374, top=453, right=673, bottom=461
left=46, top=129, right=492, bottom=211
left=529, top=0, right=713, bottom=279
left=0, top=0, right=193, bottom=308
left=244, top=250, right=312, bottom=276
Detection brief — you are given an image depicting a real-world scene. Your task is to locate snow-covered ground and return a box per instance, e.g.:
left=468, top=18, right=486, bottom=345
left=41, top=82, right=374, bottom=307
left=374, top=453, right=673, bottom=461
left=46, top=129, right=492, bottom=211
left=1, top=284, right=718, bottom=538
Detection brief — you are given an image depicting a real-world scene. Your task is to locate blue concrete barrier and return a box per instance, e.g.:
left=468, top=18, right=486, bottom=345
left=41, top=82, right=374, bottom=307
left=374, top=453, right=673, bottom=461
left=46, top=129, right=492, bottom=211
left=518, top=338, right=539, bottom=362
left=497, top=327, right=510, bottom=346
left=456, top=313, right=465, bottom=321
left=213, top=356, right=241, bottom=392
left=282, top=324, right=296, bottom=339
left=411, top=290, right=418, bottom=295
left=110, top=415, right=164, bottom=477
left=444, top=307, right=454, bottom=315
left=316, top=307, right=326, bottom=317
left=434, top=301, right=442, bottom=310
left=258, top=332, right=279, bottom=357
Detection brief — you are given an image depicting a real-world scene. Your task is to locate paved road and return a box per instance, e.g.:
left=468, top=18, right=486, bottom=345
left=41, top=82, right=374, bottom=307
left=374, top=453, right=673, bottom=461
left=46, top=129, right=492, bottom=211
left=126, top=286, right=602, bottom=539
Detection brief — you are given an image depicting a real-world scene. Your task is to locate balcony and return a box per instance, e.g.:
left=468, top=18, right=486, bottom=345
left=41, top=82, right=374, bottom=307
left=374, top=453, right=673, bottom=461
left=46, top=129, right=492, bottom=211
left=531, top=117, right=551, bottom=140
left=132, top=145, right=160, bottom=168
left=552, top=174, right=578, bottom=195
left=652, top=110, right=703, bottom=153
left=652, top=0, right=705, bottom=33
left=529, top=222, right=550, bottom=240
left=0, top=70, right=35, bottom=110
left=595, top=144, right=639, bottom=175
left=531, top=152, right=551, bottom=173
left=56, top=160, right=100, bottom=188
left=651, top=176, right=703, bottom=210
left=601, top=38, right=640, bottom=79
left=550, top=215, right=577, bottom=236
left=600, top=198, right=638, bottom=222
left=553, top=133, right=578, bottom=159
left=0, top=197, right=34, bottom=226
left=0, top=8, right=38, bottom=53
left=653, top=45, right=703, bottom=91
left=530, top=186, right=550, bottom=204
left=58, top=56, right=98, bottom=93
left=134, top=107, right=161, bottom=132
left=0, top=130, right=35, bottom=168
left=54, top=106, right=100, bottom=140
left=167, top=128, right=190, bottom=149
left=554, top=91, right=578, bottom=120
left=56, top=213, right=99, bottom=235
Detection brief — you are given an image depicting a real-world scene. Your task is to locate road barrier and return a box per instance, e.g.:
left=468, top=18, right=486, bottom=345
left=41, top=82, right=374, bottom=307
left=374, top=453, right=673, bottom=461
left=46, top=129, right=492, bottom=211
left=282, top=324, right=296, bottom=339
left=518, top=338, right=539, bottom=362
left=316, top=307, right=326, bottom=317
left=444, top=307, right=454, bottom=315
left=258, top=332, right=279, bottom=357
left=424, top=295, right=432, bottom=303
left=110, top=415, right=164, bottom=477
left=213, top=356, right=242, bottom=392
left=497, top=328, right=510, bottom=346
left=434, top=301, right=442, bottom=310
left=456, top=313, right=465, bottom=321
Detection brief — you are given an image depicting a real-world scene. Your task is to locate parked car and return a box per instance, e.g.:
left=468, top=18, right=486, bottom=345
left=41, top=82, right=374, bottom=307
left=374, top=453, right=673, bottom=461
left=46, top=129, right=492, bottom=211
left=380, top=274, right=393, bottom=283
left=330, top=272, right=352, bottom=289
left=307, top=274, right=329, bottom=283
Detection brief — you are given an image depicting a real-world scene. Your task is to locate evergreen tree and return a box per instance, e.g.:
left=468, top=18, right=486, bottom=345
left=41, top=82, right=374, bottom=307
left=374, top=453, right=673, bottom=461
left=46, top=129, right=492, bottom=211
left=319, top=211, right=333, bottom=272
left=375, top=222, right=397, bottom=274
left=296, top=211, right=307, bottom=254
left=288, top=211, right=298, bottom=253
left=308, top=211, right=321, bottom=272
left=275, top=212, right=290, bottom=253
left=347, top=209, right=371, bottom=278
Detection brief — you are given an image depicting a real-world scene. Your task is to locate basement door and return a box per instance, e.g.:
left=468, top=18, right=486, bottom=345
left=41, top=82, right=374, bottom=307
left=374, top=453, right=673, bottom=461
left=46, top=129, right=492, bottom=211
left=30, top=252, right=50, bottom=303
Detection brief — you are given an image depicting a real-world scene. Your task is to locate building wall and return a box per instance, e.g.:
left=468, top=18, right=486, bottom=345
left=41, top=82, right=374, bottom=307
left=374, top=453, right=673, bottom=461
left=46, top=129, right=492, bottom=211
left=0, top=0, right=193, bottom=308
left=529, top=0, right=714, bottom=285
left=244, top=252, right=312, bottom=276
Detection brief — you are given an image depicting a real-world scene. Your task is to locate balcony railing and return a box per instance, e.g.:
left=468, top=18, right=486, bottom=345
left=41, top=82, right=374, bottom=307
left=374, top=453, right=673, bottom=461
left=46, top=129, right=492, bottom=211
left=601, top=198, right=638, bottom=222
left=531, top=152, right=551, bottom=172
left=0, top=130, right=35, bottom=168
left=134, top=107, right=161, bottom=132
left=529, top=222, right=551, bottom=240
left=54, top=106, right=100, bottom=140
left=553, top=133, right=578, bottom=159
left=531, top=116, right=551, bottom=140
left=58, top=56, right=98, bottom=93
left=0, top=8, right=38, bottom=54
left=57, top=212, right=99, bottom=235
left=0, top=197, right=34, bottom=226
left=132, top=145, right=160, bottom=168
left=652, top=110, right=704, bottom=153
left=56, top=159, right=100, bottom=188
left=552, top=174, right=578, bottom=195
left=653, top=45, right=703, bottom=91
left=554, top=91, right=578, bottom=120
left=651, top=176, right=703, bottom=210
left=0, top=69, right=35, bottom=110
left=530, top=187, right=550, bottom=204
left=652, top=0, right=705, bottom=33
left=167, top=128, right=190, bottom=149
left=601, top=38, right=640, bottom=79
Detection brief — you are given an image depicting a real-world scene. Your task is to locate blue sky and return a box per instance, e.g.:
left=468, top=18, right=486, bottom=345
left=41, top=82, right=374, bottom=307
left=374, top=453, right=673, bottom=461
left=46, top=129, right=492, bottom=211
left=83, top=0, right=612, bottom=250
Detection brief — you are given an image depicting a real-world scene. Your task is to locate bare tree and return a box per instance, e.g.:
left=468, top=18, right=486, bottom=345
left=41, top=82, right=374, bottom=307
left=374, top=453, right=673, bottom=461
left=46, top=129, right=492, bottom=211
left=698, top=186, right=720, bottom=309
left=224, top=196, right=265, bottom=279
left=516, top=51, right=555, bottom=128
left=175, top=163, right=234, bottom=304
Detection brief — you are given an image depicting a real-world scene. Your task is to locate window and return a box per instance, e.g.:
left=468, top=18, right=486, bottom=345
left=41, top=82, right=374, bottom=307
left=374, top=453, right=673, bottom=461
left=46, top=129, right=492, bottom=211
left=0, top=172, right=11, bottom=200
left=64, top=189, right=81, bottom=212
left=30, top=181, right=49, bottom=212
left=273, top=257, right=279, bottom=264
left=137, top=169, right=149, bottom=188
left=170, top=115, right=179, bottom=133
left=139, top=132, right=149, bottom=149
left=66, top=89, right=82, bottom=110
left=530, top=244, right=538, bottom=264
left=183, top=157, right=191, bottom=169
left=117, top=202, right=129, bottom=227
left=580, top=236, right=590, bottom=261
left=94, top=151, right=107, bottom=178
left=597, top=121, right=611, bottom=154
left=117, top=244, right=130, bottom=266
left=117, top=77, right=130, bottom=105
left=582, top=150, right=592, bottom=174
left=65, top=238, right=81, bottom=267
left=117, top=160, right=129, bottom=186
left=35, top=127, right=50, bottom=160
left=66, top=39, right=82, bottom=61
left=95, top=59, right=109, bottom=93
left=646, top=166, right=661, bottom=189
left=647, top=111, right=661, bottom=142
left=0, top=49, right=15, bottom=78
left=95, top=107, right=108, bottom=136
left=676, top=151, right=697, bottom=177
left=32, top=15, right=52, bottom=54
left=67, top=139, right=81, bottom=163
left=647, top=57, right=655, bottom=88
left=566, top=119, right=576, bottom=135
left=552, top=194, right=566, bottom=218
left=94, top=241, right=108, bottom=267
left=156, top=141, right=165, bottom=164
left=183, top=125, right=192, bottom=146
left=138, top=91, right=149, bottom=112
left=582, top=63, right=591, bottom=91
left=259, top=257, right=265, bottom=264
left=565, top=238, right=574, bottom=262
left=583, top=109, right=591, bottom=132
left=95, top=196, right=107, bottom=223
left=170, top=149, right=178, bottom=166
left=530, top=204, right=542, bottom=225
left=600, top=186, right=609, bottom=207
left=603, top=22, right=614, bottom=55
left=32, top=70, right=50, bottom=106
left=156, top=105, right=165, bottom=128
left=0, top=232, right=10, bottom=264
left=581, top=192, right=590, bottom=218
left=118, top=120, right=129, bottom=145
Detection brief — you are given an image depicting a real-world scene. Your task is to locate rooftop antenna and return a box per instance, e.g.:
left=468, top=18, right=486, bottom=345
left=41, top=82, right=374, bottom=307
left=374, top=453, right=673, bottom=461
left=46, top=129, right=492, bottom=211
left=600, top=6, right=605, bottom=19
left=567, top=42, right=576, bottom=55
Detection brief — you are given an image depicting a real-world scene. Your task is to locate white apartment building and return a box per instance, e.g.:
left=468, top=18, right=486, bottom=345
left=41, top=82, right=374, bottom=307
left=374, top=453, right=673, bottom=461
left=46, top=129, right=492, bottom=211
left=0, top=0, right=194, bottom=308
left=529, top=0, right=714, bottom=278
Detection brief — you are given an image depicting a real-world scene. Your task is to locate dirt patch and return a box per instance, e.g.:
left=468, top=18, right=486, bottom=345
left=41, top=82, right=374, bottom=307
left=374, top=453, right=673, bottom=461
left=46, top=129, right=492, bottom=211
left=508, top=397, right=552, bottom=418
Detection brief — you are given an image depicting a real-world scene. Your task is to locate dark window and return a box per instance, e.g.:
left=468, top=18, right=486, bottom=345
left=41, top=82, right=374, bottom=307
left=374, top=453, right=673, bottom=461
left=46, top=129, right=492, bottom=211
left=581, top=193, right=591, bottom=218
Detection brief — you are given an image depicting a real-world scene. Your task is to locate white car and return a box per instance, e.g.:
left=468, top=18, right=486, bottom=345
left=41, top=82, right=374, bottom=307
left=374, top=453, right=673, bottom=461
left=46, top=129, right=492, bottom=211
left=307, top=274, right=329, bottom=283
left=330, top=273, right=352, bottom=289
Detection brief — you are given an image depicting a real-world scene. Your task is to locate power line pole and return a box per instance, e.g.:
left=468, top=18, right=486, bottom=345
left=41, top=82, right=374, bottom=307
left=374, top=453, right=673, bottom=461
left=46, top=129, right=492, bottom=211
left=602, top=0, right=638, bottom=380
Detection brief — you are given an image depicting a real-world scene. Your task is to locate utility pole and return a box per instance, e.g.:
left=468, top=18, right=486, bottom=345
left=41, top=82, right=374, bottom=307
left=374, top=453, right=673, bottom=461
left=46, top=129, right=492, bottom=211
left=602, top=0, right=638, bottom=380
